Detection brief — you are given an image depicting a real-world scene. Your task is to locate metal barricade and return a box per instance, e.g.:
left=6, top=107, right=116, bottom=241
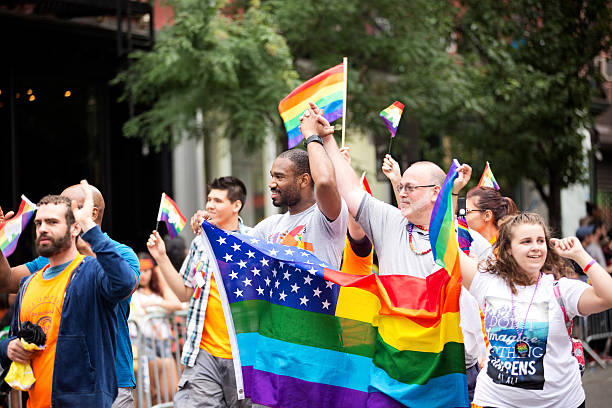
left=575, top=308, right=612, bottom=369
left=130, top=310, right=187, bottom=408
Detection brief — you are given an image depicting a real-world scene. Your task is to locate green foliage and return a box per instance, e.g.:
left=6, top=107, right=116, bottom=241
left=454, top=0, right=611, bottom=191
left=116, top=0, right=612, bottom=228
left=114, top=0, right=298, bottom=151
left=268, top=0, right=468, bottom=153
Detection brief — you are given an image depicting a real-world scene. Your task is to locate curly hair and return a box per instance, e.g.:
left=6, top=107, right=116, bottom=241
left=466, top=187, right=518, bottom=228
left=483, top=212, right=573, bottom=294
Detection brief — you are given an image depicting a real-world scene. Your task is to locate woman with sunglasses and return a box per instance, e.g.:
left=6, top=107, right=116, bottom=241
left=466, top=186, right=518, bottom=244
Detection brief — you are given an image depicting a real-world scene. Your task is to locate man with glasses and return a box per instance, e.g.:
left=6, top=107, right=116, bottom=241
left=301, top=103, right=492, bottom=401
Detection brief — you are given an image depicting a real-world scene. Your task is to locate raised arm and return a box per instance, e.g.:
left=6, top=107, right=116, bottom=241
left=382, top=154, right=401, bottom=205
left=74, top=180, right=137, bottom=302
left=147, top=230, right=193, bottom=302
left=303, top=103, right=364, bottom=217
left=552, top=237, right=612, bottom=316
left=153, top=265, right=184, bottom=312
left=299, top=106, right=342, bottom=221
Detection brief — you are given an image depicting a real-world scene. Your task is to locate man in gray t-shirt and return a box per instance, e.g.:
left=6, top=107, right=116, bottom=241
left=305, top=103, right=485, bottom=400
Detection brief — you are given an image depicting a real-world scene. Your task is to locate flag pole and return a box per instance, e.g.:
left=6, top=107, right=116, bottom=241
left=156, top=192, right=164, bottom=232
left=387, top=137, right=394, bottom=155
left=341, top=57, right=348, bottom=148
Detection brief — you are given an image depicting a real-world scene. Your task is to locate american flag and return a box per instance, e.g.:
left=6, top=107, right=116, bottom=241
left=201, top=221, right=341, bottom=314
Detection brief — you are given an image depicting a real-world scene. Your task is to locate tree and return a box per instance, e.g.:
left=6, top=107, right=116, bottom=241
left=451, top=0, right=612, bottom=233
left=114, top=0, right=298, bottom=152
left=268, top=0, right=469, bottom=163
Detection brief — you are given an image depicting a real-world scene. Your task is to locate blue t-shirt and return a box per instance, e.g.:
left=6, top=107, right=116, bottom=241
left=25, top=233, right=140, bottom=388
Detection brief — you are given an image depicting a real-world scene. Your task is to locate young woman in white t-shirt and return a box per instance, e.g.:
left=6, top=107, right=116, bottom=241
left=459, top=213, right=612, bottom=408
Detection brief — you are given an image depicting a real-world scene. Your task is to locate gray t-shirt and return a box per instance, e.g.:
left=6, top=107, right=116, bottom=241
left=355, top=193, right=492, bottom=277
left=355, top=193, right=493, bottom=367
left=252, top=201, right=349, bottom=270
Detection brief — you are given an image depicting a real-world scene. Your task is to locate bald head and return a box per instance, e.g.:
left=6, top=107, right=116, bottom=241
left=61, top=184, right=105, bottom=226
left=407, top=161, right=446, bottom=186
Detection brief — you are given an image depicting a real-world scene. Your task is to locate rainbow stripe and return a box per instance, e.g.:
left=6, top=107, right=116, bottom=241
left=0, top=195, right=37, bottom=257
left=156, top=193, right=186, bottom=239
left=202, top=167, right=469, bottom=408
left=379, top=101, right=404, bottom=137
left=457, top=216, right=473, bottom=255
left=279, top=63, right=344, bottom=148
left=477, top=161, right=500, bottom=190
left=430, top=159, right=461, bottom=272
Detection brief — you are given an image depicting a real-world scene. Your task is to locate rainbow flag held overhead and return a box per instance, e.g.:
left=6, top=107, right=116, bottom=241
left=201, top=162, right=468, bottom=408
left=156, top=193, right=187, bottom=239
left=457, top=216, right=473, bottom=255
left=279, top=63, right=344, bottom=149
left=379, top=101, right=404, bottom=137
left=477, top=161, right=500, bottom=190
left=0, top=195, right=37, bottom=257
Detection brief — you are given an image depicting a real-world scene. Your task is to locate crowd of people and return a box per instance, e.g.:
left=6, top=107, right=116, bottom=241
left=0, top=103, right=611, bottom=407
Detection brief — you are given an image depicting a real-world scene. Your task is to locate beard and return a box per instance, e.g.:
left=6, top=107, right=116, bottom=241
left=270, top=185, right=301, bottom=208
left=35, top=228, right=72, bottom=258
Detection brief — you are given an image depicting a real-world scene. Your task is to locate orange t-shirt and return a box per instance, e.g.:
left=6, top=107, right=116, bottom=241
left=20, top=255, right=84, bottom=408
left=199, top=275, right=232, bottom=359
left=340, top=238, right=373, bottom=276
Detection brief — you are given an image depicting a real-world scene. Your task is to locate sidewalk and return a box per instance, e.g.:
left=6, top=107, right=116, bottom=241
left=583, top=363, right=612, bottom=407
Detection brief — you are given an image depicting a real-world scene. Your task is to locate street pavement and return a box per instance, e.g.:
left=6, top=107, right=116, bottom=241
left=583, top=363, right=612, bottom=407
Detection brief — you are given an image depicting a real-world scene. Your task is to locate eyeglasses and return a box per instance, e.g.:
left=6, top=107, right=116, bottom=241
left=396, top=184, right=437, bottom=194
left=465, top=208, right=486, bottom=214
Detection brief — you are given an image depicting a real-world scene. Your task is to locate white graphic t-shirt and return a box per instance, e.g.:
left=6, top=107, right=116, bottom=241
left=469, top=271, right=590, bottom=408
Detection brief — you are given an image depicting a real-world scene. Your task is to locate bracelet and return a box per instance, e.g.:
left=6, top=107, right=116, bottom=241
left=583, top=259, right=596, bottom=273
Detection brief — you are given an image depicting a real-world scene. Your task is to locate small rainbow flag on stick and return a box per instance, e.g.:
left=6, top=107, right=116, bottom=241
left=0, top=195, right=37, bottom=257
left=279, top=63, right=345, bottom=149
left=156, top=193, right=187, bottom=239
left=379, top=101, right=404, bottom=138
left=477, top=161, right=500, bottom=190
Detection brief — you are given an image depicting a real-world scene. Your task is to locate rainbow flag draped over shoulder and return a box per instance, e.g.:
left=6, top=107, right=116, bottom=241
left=201, top=166, right=468, bottom=408
left=0, top=195, right=36, bottom=257
left=279, top=63, right=344, bottom=148
left=156, top=193, right=187, bottom=239
left=379, top=101, right=404, bottom=137
left=477, top=161, right=500, bottom=190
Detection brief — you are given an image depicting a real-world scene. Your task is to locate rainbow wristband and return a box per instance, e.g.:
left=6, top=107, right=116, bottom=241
left=583, top=259, right=596, bottom=273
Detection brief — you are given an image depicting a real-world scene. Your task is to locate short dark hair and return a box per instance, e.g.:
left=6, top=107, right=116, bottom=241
left=277, top=149, right=311, bottom=180
left=208, top=176, right=247, bottom=212
left=37, top=195, right=75, bottom=226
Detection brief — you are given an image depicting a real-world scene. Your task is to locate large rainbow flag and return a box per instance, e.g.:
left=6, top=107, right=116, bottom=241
left=156, top=193, right=187, bottom=239
left=201, top=160, right=468, bottom=407
left=477, top=161, right=500, bottom=190
left=0, top=195, right=37, bottom=257
left=279, top=63, right=344, bottom=149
